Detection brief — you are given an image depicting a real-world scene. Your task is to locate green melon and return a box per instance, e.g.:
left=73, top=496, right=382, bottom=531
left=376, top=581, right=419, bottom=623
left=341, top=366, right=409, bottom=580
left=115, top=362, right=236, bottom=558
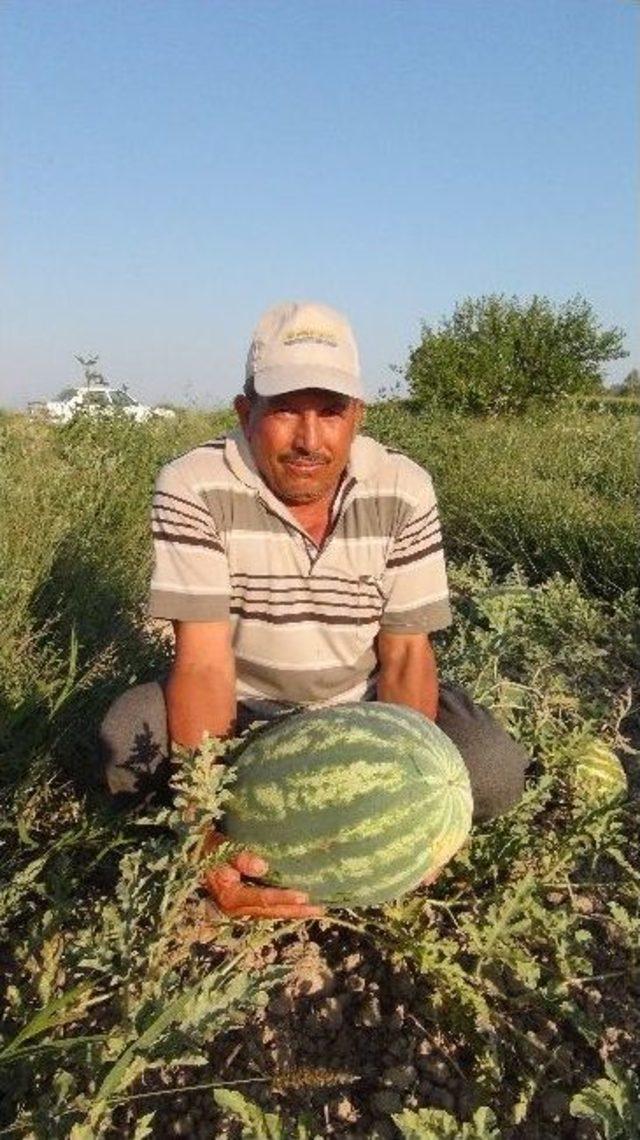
left=574, top=739, right=628, bottom=805
left=221, top=702, right=473, bottom=907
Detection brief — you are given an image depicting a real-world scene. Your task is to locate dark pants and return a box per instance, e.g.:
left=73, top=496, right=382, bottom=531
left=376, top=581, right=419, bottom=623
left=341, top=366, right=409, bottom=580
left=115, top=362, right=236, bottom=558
left=99, top=681, right=530, bottom=823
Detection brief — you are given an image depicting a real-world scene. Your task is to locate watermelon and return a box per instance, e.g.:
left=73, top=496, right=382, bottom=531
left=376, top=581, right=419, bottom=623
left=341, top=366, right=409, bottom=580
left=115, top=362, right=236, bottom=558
left=574, top=739, right=628, bottom=805
left=221, top=702, right=473, bottom=907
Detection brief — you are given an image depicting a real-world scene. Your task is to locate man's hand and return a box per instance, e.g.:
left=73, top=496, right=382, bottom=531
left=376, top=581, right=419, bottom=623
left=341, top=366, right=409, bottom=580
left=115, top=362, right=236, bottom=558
left=202, top=832, right=325, bottom=920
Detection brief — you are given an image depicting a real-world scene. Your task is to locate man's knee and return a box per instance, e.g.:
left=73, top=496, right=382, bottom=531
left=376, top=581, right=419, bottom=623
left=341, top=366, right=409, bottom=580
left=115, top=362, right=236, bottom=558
left=436, top=684, right=529, bottom=823
left=100, top=680, right=170, bottom=797
left=469, top=726, right=528, bottom=823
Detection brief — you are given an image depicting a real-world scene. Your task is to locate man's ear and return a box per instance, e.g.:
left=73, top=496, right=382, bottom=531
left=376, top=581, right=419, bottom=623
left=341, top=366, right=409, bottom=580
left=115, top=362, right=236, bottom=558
left=234, top=395, right=250, bottom=434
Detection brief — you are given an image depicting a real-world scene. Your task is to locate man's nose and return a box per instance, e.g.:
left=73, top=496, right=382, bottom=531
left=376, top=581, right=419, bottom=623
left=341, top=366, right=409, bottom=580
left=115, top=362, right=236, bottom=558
left=295, top=411, right=321, bottom=452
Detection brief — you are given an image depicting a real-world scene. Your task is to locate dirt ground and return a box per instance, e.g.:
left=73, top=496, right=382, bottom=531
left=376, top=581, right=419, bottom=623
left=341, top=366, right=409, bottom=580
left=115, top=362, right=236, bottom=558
left=118, top=920, right=619, bottom=1140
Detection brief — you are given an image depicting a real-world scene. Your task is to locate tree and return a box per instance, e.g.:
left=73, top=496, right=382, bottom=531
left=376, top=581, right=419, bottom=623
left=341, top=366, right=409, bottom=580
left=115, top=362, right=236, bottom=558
left=610, top=367, right=639, bottom=397
left=406, top=294, right=627, bottom=415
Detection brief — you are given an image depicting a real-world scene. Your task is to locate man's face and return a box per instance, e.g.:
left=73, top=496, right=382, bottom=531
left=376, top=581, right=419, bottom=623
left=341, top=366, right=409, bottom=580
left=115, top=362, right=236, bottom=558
left=235, top=388, right=365, bottom=506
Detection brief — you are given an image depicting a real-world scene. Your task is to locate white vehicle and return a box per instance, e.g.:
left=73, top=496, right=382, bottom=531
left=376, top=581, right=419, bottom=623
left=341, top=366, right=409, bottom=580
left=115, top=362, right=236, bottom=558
left=28, top=383, right=176, bottom=424
left=27, top=357, right=176, bottom=424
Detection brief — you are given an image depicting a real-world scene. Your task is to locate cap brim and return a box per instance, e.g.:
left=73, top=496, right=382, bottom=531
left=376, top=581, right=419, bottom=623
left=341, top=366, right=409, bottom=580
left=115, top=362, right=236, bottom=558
left=252, top=364, right=364, bottom=400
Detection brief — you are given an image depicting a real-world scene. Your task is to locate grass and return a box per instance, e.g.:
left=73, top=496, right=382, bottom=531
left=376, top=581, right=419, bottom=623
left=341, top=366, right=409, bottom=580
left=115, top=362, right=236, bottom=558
left=0, top=404, right=638, bottom=1138
left=365, top=401, right=638, bottom=596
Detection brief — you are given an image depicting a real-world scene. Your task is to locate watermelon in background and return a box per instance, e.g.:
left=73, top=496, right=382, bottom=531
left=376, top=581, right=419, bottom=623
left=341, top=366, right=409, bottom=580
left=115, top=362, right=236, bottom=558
left=574, top=738, right=628, bottom=805
left=221, top=703, right=473, bottom=907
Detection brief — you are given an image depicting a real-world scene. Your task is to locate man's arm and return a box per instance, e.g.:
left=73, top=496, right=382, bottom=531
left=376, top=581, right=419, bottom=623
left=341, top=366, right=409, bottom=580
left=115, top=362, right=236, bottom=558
left=166, top=620, right=236, bottom=748
left=376, top=629, right=439, bottom=721
left=377, top=630, right=445, bottom=886
left=167, top=619, right=323, bottom=919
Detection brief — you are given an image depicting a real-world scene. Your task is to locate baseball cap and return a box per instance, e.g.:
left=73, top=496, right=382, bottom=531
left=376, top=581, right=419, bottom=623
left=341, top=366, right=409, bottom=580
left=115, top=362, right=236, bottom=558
left=245, top=301, right=364, bottom=399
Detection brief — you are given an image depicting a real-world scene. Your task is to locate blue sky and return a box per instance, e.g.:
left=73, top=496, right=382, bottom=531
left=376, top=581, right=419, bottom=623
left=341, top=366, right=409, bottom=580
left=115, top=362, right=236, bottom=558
left=1, top=0, right=637, bottom=408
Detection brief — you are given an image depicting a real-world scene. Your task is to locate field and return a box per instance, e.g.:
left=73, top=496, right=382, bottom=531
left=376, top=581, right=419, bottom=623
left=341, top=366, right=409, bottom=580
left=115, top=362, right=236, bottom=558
left=1, top=402, right=639, bottom=1139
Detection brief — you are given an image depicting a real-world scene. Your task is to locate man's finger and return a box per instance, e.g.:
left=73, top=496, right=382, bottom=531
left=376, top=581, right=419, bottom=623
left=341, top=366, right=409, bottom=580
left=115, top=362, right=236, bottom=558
left=221, top=903, right=325, bottom=919
left=204, top=863, right=241, bottom=889
left=218, top=883, right=325, bottom=918
left=228, top=884, right=313, bottom=908
left=217, top=880, right=314, bottom=908
left=206, top=865, right=312, bottom=907
left=206, top=870, right=324, bottom=917
left=202, top=831, right=269, bottom=878
left=232, top=850, right=269, bottom=878
left=202, top=852, right=325, bottom=918
left=211, top=880, right=325, bottom=918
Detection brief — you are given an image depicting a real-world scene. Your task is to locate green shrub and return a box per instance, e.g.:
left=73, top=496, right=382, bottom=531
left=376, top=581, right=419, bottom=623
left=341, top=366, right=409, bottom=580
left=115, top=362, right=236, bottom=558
left=406, top=294, right=627, bottom=414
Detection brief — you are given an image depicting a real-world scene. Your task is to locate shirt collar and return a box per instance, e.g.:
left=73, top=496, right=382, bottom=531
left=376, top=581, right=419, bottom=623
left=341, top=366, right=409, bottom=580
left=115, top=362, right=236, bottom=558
left=224, top=427, right=262, bottom=490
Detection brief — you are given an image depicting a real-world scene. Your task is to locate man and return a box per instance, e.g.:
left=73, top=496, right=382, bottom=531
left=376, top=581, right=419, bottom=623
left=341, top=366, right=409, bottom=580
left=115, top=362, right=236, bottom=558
left=101, top=301, right=529, bottom=918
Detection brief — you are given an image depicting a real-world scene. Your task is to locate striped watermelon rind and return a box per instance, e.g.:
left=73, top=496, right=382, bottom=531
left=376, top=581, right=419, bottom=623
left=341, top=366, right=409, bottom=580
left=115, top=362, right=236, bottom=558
left=574, top=739, right=628, bottom=805
left=221, top=702, right=473, bottom=907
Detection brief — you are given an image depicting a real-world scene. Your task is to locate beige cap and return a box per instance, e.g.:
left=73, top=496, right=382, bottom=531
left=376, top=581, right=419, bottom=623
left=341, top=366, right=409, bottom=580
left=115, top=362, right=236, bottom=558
left=245, top=301, right=364, bottom=399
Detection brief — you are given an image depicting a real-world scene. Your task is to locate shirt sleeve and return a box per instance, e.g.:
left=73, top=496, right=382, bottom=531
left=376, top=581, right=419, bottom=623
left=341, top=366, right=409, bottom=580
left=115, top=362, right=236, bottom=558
left=148, top=460, right=230, bottom=622
left=379, top=472, right=452, bottom=635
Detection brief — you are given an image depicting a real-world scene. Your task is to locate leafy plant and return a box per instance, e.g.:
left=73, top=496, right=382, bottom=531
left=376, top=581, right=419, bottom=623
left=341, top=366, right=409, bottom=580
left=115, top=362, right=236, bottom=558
left=570, top=1061, right=640, bottom=1138
left=393, top=1105, right=501, bottom=1139
left=406, top=293, right=627, bottom=414
left=0, top=742, right=288, bottom=1137
left=214, top=1088, right=320, bottom=1139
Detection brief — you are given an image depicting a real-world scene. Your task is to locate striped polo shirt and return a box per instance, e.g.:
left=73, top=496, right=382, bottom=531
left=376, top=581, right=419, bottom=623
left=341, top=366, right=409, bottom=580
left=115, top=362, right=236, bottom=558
left=149, top=428, right=452, bottom=713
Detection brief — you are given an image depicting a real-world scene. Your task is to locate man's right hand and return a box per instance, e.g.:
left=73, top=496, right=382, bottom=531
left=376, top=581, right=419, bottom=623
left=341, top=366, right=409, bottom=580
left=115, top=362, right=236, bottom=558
left=202, top=832, right=325, bottom=920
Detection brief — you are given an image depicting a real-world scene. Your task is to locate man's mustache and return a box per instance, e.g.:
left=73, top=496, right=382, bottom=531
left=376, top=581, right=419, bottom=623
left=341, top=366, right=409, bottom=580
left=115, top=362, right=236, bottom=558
left=280, top=451, right=330, bottom=464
